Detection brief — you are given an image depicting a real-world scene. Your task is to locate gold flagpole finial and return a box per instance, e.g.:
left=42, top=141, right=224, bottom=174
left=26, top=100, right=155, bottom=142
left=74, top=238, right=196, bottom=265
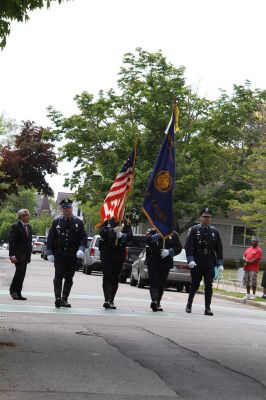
left=172, top=97, right=180, bottom=133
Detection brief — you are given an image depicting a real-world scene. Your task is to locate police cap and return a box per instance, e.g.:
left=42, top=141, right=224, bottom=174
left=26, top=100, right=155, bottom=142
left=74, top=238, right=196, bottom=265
left=59, top=198, right=73, bottom=208
left=200, top=207, right=212, bottom=217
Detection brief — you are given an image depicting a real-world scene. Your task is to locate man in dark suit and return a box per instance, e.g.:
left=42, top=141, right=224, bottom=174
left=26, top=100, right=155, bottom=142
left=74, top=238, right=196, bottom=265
left=8, top=209, right=32, bottom=300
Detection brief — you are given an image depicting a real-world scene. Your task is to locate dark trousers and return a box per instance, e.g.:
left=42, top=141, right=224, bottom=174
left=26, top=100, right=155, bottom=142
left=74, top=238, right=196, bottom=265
left=147, top=263, right=170, bottom=304
left=187, top=266, right=213, bottom=308
left=53, top=256, right=77, bottom=300
left=10, top=259, right=28, bottom=294
left=101, top=259, right=123, bottom=302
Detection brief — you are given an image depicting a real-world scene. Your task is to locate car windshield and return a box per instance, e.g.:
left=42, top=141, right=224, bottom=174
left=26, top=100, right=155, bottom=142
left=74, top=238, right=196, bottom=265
left=36, top=237, right=46, bottom=243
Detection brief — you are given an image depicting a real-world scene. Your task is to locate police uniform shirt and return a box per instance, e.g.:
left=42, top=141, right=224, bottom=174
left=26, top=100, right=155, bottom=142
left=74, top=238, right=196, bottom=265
left=99, top=221, right=133, bottom=262
left=47, top=216, right=87, bottom=256
left=185, top=224, right=223, bottom=268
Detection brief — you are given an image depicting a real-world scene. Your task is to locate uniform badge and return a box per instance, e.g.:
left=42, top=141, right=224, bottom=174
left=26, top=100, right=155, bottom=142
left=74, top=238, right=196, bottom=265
left=154, top=171, right=172, bottom=192
left=75, top=224, right=78, bottom=228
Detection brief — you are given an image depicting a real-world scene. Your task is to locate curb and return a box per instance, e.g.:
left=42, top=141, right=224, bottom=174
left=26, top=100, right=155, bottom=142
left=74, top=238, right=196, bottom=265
left=212, top=292, right=266, bottom=310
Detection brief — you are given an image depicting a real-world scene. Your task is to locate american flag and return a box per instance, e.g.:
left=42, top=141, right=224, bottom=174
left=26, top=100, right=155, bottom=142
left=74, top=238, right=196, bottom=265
left=97, top=146, right=136, bottom=226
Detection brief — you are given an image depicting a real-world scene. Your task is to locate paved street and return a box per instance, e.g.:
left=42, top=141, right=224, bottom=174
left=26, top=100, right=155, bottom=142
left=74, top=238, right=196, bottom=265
left=0, top=250, right=266, bottom=400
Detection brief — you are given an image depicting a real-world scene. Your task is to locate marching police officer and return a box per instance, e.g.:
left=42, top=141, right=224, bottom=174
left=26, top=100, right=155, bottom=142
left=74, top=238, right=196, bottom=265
left=185, top=207, right=223, bottom=316
left=99, top=217, right=133, bottom=309
left=146, top=228, right=182, bottom=312
left=46, top=198, right=87, bottom=308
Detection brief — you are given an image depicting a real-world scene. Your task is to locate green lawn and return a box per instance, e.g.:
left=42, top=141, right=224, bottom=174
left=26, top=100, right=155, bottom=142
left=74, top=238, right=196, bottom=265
left=209, top=268, right=265, bottom=301
left=212, top=287, right=266, bottom=302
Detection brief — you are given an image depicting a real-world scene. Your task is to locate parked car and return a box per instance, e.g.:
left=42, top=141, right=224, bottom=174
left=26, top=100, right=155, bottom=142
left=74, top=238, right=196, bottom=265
left=119, top=234, right=146, bottom=283
left=32, top=235, right=37, bottom=244
left=32, top=236, right=47, bottom=254
left=130, top=248, right=191, bottom=292
left=83, top=235, right=102, bottom=275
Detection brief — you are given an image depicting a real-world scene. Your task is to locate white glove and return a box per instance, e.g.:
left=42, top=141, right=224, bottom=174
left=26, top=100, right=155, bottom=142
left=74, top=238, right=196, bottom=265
left=161, top=249, right=169, bottom=258
left=218, top=265, right=224, bottom=272
left=47, top=255, right=54, bottom=263
left=76, top=250, right=84, bottom=259
left=188, top=261, right=196, bottom=269
left=116, top=231, right=123, bottom=239
left=113, top=226, right=122, bottom=233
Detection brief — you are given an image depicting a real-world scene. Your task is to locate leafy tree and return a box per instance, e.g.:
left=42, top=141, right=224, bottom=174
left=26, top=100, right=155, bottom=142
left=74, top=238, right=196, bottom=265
left=0, top=188, right=53, bottom=240
left=31, top=211, right=53, bottom=235
left=4, top=188, right=38, bottom=213
left=79, top=201, right=101, bottom=236
left=0, top=120, right=58, bottom=204
left=0, top=188, right=37, bottom=241
left=0, top=113, right=18, bottom=146
left=46, top=49, right=202, bottom=223
left=46, top=49, right=266, bottom=232
left=230, top=107, right=266, bottom=239
left=0, top=0, right=69, bottom=49
left=0, top=209, right=16, bottom=242
left=174, top=82, right=266, bottom=231
left=0, top=114, right=18, bottom=194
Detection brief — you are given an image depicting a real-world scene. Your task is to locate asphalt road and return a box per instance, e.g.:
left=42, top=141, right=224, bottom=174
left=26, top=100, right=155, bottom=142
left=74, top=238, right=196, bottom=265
left=0, top=250, right=266, bottom=400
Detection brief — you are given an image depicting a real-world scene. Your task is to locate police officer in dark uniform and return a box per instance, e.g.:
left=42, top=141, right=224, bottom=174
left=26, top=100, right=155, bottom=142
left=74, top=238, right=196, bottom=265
left=184, top=207, right=223, bottom=316
left=99, top=217, right=133, bottom=309
left=146, top=228, right=182, bottom=312
left=46, top=198, right=87, bottom=308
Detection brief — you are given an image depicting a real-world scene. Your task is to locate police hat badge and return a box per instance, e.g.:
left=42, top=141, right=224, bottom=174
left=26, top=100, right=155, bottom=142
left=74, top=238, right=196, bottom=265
left=200, top=207, right=212, bottom=217
left=59, top=198, right=73, bottom=208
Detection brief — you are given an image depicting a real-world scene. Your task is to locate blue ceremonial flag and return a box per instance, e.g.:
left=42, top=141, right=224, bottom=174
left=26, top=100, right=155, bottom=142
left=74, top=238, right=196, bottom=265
left=142, top=105, right=179, bottom=238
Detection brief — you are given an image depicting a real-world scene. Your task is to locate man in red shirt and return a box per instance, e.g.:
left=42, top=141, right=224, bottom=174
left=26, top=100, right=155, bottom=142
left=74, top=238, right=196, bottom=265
left=242, top=237, right=263, bottom=300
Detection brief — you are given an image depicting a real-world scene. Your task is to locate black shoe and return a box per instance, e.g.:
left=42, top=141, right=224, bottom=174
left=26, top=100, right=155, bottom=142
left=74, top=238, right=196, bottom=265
left=103, top=301, right=111, bottom=309
left=61, top=299, right=71, bottom=308
left=157, top=304, right=163, bottom=311
left=150, top=301, right=158, bottom=312
left=10, top=292, right=20, bottom=300
left=18, top=295, right=27, bottom=300
left=204, top=307, right=213, bottom=316
left=185, top=305, right=192, bottom=313
left=109, top=302, right=117, bottom=309
left=55, top=298, right=62, bottom=308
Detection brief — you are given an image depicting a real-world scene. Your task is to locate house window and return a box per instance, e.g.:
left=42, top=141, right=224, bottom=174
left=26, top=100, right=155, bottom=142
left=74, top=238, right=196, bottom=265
left=232, top=226, right=256, bottom=246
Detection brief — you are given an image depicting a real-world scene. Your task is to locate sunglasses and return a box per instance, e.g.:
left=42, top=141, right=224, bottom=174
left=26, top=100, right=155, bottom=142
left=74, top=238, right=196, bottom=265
left=62, top=205, right=72, bottom=209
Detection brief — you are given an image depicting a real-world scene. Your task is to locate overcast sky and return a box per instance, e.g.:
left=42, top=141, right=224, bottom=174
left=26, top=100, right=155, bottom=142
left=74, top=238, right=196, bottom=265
left=0, top=0, right=265, bottom=196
